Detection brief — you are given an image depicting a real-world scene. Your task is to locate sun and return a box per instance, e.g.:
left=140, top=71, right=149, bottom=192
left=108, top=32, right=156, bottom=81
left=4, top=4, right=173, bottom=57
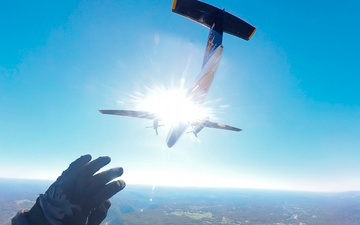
left=133, top=85, right=211, bottom=128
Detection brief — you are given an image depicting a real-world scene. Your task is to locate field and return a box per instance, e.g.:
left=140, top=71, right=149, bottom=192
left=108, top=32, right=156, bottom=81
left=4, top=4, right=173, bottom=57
left=1, top=179, right=360, bottom=225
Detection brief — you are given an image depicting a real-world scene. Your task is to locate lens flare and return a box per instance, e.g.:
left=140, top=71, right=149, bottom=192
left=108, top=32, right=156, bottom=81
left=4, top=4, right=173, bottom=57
left=133, top=85, right=213, bottom=128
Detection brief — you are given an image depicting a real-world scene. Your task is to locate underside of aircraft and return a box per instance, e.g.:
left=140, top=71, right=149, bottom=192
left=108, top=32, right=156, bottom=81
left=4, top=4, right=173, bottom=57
left=100, top=0, right=256, bottom=147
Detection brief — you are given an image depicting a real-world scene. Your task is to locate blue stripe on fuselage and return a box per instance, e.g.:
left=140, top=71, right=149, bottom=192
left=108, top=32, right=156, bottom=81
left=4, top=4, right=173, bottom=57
left=202, top=24, right=223, bottom=68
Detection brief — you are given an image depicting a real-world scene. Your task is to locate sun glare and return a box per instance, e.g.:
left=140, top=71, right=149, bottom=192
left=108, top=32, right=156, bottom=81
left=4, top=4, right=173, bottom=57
left=134, top=85, right=212, bottom=127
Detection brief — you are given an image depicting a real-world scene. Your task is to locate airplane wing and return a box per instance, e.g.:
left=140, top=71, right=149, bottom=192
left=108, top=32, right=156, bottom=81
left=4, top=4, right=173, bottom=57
left=204, top=120, right=242, bottom=132
left=99, top=110, right=157, bottom=120
left=190, top=119, right=241, bottom=136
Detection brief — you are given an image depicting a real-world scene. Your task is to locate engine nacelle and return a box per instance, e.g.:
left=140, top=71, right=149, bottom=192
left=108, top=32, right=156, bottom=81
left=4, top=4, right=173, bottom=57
left=191, top=119, right=209, bottom=137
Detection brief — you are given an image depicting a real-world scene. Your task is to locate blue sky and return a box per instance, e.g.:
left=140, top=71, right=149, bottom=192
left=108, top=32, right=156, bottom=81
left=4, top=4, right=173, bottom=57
left=1, top=0, right=359, bottom=192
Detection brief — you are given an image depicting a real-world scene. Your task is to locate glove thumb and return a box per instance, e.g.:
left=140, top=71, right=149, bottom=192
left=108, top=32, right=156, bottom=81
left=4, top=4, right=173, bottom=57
left=86, top=200, right=111, bottom=225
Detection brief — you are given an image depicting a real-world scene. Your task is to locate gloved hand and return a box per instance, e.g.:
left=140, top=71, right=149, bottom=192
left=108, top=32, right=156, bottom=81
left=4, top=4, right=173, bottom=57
left=25, top=154, right=125, bottom=225
left=86, top=200, right=111, bottom=225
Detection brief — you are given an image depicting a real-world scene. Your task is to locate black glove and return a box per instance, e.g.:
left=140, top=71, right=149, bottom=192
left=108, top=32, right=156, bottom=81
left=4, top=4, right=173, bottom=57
left=87, top=200, right=111, bottom=225
left=25, top=154, right=125, bottom=225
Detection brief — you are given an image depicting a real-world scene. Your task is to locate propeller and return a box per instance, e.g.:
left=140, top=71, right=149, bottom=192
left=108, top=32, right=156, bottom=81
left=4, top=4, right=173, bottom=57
left=146, top=119, right=164, bottom=135
left=186, top=130, right=201, bottom=143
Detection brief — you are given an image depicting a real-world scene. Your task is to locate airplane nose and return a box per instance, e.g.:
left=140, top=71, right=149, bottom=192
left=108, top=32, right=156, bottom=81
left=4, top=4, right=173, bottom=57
left=166, top=122, right=188, bottom=148
left=166, top=131, right=179, bottom=148
left=167, top=141, right=175, bottom=148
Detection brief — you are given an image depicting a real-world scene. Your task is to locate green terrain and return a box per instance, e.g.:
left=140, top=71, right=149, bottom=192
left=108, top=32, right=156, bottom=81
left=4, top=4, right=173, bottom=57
left=1, top=179, right=360, bottom=225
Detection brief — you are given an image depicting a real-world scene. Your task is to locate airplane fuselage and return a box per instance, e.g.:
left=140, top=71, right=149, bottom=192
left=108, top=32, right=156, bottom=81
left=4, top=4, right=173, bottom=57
left=166, top=45, right=223, bottom=147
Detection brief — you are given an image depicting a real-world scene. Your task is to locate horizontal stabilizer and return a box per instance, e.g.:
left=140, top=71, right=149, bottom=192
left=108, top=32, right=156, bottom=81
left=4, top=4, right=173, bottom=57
left=172, top=0, right=256, bottom=40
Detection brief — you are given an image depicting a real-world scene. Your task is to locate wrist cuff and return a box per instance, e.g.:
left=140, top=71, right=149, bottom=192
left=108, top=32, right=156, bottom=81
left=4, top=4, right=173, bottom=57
left=25, top=198, right=52, bottom=225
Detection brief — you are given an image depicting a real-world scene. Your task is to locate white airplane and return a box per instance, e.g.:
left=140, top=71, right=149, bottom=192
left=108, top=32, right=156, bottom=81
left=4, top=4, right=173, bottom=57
left=100, top=0, right=256, bottom=148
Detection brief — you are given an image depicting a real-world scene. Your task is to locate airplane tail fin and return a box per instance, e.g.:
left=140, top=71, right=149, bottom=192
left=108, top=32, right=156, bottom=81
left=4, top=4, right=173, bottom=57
left=172, top=0, right=256, bottom=66
left=202, top=21, right=223, bottom=67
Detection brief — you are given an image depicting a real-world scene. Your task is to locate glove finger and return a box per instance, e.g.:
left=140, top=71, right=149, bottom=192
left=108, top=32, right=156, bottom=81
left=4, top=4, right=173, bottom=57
left=87, top=200, right=111, bottom=225
left=80, top=156, right=111, bottom=178
left=91, top=180, right=125, bottom=209
left=89, top=167, right=124, bottom=189
left=60, top=154, right=92, bottom=178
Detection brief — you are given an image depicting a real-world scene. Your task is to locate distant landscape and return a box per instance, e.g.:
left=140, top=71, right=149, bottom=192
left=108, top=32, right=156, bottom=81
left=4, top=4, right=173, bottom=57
left=1, top=178, right=360, bottom=225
